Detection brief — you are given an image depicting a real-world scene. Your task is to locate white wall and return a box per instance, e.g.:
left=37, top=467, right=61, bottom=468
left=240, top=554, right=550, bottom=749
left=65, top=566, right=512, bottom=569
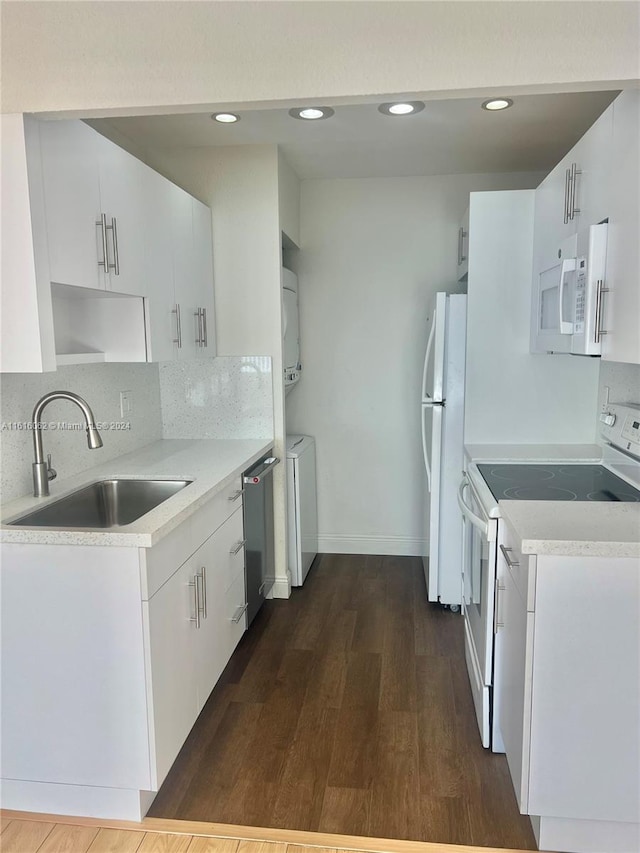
left=0, top=363, right=162, bottom=503
left=286, top=171, right=545, bottom=555
left=2, top=3, right=637, bottom=115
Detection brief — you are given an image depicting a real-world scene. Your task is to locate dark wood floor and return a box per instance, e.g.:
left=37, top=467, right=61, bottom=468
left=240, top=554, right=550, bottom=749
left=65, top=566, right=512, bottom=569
left=148, top=554, right=537, bottom=849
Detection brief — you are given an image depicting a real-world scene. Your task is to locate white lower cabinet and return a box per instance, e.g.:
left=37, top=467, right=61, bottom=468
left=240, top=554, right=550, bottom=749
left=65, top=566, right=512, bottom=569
left=0, top=482, right=247, bottom=820
left=494, top=521, right=640, bottom=853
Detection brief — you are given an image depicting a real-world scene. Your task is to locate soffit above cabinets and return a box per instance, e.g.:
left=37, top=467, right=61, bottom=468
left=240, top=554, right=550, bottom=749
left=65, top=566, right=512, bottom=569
left=91, top=90, right=619, bottom=180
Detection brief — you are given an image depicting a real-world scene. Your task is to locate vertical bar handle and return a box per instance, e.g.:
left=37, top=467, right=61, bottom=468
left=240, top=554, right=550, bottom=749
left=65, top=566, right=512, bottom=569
left=111, top=217, right=120, bottom=275
left=202, top=308, right=208, bottom=347
left=97, top=213, right=109, bottom=271
left=195, top=308, right=202, bottom=346
left=457, top=227, right=463, bottom=265
left=189, top=577, right=200, bottom=629
left=172, top=304, right=182, bottom=348
left=198, top=567, right=207, bottom=619
left=569, top=162, right=582, bottom=220
left=594, top=279, right=610, bottom=344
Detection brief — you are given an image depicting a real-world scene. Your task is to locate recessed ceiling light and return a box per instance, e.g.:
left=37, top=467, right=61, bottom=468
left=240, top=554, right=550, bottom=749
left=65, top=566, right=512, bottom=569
left=211, top=112, right=240, bottom=123
left=289, top=107, right=335, bottom=121
left=481, top=98, right=513, bottom=111
left=378, top=101, right=425, bottom=116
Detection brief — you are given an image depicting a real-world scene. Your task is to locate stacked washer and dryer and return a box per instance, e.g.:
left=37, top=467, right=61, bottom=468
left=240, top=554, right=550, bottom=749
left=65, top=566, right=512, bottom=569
left=282, top=268, right=318, bottom=586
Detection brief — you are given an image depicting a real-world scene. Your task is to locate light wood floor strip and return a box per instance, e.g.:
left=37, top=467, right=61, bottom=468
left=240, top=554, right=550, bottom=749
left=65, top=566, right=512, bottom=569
left=38, top=823, right=100, bottom=853
left=0, top=814, right=539, bottom=853
left=0, top=819, right=55, bottom=852
left=186, top=840, right=240, bottom=853
left=87, top=828, right=147, bottom=853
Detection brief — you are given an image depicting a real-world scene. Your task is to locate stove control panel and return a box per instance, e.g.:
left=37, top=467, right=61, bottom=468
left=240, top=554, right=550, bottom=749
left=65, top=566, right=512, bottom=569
left=601, top=403, right=640, bottom=457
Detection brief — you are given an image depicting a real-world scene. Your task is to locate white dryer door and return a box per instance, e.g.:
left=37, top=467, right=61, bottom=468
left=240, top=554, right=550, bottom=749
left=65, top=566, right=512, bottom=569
left=283, top=287, right=300, bottom=371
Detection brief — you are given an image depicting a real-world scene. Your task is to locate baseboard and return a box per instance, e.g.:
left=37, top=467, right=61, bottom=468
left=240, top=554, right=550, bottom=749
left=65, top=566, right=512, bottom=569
left=265, top=570, right=291, bottom=599
left=317, top=535, right=427, bottom=557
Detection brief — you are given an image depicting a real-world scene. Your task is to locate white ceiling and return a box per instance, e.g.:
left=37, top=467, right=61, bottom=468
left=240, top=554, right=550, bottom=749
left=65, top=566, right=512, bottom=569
left=98, top=91, right=618, bottom=180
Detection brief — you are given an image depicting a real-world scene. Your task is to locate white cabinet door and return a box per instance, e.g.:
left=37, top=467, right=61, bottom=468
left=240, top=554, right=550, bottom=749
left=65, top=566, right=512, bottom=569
left=143, top=168, right=178, bottom=362
left=602, top=89, right=640, bottom=364
left=171, top=185, right=199, bottom=360
left=194, top=508, right=245, bottom=710
left=192, top=198, right=216, bottom=355
left=146, top=559, right=199, bottom=787
left=494, top=535, right=532, bottom=813
left=572, top=102, right=613, bottom=230
left=39, top=120, right=105, bottom=291
left=95, top=133, right=148, bottom=297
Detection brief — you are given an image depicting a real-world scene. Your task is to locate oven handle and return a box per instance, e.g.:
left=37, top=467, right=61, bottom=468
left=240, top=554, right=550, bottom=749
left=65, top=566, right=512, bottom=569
left=457, top=476, right=489, bottom=538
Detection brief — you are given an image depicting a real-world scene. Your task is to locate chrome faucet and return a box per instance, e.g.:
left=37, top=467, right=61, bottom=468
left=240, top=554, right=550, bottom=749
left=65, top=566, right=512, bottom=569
left=32, top=391, right=103, bottom=497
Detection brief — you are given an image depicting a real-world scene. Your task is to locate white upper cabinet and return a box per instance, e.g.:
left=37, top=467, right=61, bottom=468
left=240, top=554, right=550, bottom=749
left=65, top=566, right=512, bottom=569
left=531, top=91, right=639, bottom=363
left=2, top=116, right=216, bottom=371
left=39, top=120, right=104, bottom=291
left=602, top=89, right=640, bottom=364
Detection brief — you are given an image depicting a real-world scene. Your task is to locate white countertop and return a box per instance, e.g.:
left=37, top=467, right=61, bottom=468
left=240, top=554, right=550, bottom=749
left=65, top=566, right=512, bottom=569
left=0, top=438, right=273, bottom=547
left=500, top=500, right=640, bottom=558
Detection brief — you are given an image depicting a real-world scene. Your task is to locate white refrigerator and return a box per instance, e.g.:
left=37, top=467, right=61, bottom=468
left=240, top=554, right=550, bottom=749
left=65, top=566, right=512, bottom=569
left=421, top=292, right=467, bottom=609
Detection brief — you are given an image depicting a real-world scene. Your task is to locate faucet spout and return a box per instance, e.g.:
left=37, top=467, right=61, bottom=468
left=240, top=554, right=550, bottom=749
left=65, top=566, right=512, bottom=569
left=31, top=391, right=104, bottom=497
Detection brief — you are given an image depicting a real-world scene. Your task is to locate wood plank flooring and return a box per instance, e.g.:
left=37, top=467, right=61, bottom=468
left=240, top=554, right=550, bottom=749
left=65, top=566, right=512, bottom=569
left=0, top=812, right=537, bottom=853
left=148, top=555, right=536, bottom=850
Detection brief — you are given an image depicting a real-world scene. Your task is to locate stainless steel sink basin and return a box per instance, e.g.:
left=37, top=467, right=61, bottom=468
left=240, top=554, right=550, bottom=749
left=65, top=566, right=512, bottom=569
left=7, top=479, right=193, bottom=528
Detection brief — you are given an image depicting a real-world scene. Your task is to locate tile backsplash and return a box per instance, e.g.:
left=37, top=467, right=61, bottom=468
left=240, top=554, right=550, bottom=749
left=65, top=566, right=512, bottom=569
left=160, top=356, right=273, bottom=439
left=0, top=363, right=162, bottom=503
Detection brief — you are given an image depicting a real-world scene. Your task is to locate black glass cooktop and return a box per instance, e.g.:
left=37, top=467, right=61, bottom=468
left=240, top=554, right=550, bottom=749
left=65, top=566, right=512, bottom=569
left=477, top=464, right=640, bottom=503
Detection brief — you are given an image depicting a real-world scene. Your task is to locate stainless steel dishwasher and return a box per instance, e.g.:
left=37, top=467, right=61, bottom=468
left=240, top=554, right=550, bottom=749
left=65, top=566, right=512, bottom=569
left=242, top=454, right=279, bottom=626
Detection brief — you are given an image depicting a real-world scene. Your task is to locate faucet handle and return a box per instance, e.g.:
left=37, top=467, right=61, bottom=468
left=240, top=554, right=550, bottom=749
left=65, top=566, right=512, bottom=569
left=47, top=453, right=57, bottom=482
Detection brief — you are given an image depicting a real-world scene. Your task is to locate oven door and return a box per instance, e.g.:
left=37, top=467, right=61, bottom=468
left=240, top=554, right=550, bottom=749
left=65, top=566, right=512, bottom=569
left=458, top=473, right=497, bottom=747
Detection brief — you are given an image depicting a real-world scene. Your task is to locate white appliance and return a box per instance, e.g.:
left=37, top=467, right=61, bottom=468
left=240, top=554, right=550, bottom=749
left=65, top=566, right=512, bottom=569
left=458, top=403, right=640, bottom=751
left=531, top=222, right=608, bottom=356
left=286, top=434, right=318, bottom=586
left=420, top=292, right=467, bottom=609
left=282, top=268, right=301, bottom=389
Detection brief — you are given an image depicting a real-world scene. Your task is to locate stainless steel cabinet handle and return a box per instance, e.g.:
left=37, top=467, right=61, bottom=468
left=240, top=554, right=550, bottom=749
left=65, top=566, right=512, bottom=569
left=97, top=213, right=110, bottom=271
left=231, top=603, right=248, bottom=623
left=457, top=227, right=463, bottom=265
left=111, top=217, right=120, bottom=275
left=569, top=162, right=582, bottom=221
left=198, top=566, right=207, bottom=619
left=493, top=581, right=506, bottom=634
left=201, top=307, right=208, bottom=347
left=172, top=304, right=182, bottom=348
left=230, top=538, right=247, bottom=556
left=563, top=167, right=571, bottom=224
left=500, top=544, right=520, bottom=570
left=228, top=489, right=243, bottom=502
left=195, top=308, right=203, bottom=346
left=594, top=279, right=610, bottom=344
left=189, top=576, right=200, bottom=629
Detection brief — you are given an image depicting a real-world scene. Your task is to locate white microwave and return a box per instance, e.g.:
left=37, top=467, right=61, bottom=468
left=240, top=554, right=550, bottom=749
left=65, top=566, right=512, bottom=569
left=531, top=223, right=608, bottom=356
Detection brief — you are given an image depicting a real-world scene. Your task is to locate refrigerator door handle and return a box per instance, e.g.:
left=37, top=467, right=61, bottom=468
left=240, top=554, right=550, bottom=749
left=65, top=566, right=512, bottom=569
left=421, top=315, right=437, bottom=401
left=421, top=405, right=432, bottom=491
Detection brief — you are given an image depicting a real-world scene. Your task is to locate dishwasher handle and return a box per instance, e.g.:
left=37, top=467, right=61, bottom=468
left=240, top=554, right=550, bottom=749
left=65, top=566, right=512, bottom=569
left=243, top=456, right=280, bottom=485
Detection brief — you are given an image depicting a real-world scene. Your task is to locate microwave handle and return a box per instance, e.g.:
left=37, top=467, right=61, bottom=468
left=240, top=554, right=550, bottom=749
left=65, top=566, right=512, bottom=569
left=457, top=476, right=489, bottom=538
left=558, top=257, right=576, bottom=335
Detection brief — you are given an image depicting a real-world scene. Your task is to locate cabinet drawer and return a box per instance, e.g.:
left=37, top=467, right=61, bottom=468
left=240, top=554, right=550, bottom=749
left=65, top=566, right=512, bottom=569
left=190, top=477, right=243, bottom=549
left=222, top=569, right=247, bottom=656
left=141, top=477, right=243, bottom=599
left=498, top=521, right=535, bottom=611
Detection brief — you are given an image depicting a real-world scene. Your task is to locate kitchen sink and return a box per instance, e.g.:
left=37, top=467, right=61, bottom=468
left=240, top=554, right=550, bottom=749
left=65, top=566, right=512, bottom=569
left=7, top=479, right=193, bottom=529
